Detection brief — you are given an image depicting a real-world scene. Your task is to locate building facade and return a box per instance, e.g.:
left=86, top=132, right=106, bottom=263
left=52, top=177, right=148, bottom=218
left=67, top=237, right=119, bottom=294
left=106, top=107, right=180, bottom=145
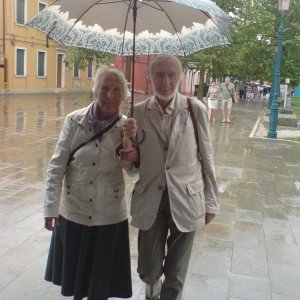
left=0, top=0, right=93, bottom=94
left=0, top=0, right=196, bottom=96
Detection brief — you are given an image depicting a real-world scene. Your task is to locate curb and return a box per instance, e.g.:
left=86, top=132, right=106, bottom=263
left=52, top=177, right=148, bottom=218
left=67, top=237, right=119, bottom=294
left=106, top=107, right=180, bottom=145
left=249, top=117, right=261, bottom=138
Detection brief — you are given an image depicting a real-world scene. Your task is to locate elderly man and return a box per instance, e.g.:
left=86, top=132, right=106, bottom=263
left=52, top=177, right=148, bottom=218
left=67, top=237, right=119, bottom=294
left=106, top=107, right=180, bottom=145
left=130, top=54, right=219, bottom=300
left=219, top=76, right=236, bottom=123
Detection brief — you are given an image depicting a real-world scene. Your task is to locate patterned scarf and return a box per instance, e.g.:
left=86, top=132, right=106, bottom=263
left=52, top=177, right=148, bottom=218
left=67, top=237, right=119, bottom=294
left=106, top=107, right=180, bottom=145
left=87, top=101, right=120, bottom=134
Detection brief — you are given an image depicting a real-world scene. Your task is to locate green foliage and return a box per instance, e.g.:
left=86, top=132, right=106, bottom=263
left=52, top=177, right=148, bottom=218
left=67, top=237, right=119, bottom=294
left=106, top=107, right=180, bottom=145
left=65, top=48, right=113, bottom=70
left=185, top=0, right=300, bottom=87
left=292, top=96, right=300, bottom=106
left=291, top=97, right=300, bottom=119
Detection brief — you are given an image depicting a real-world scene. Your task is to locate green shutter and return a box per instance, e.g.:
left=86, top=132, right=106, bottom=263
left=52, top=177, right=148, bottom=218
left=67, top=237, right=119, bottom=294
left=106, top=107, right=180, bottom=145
left=16, top=0, right=25, bottom=24
left=38, top=52, right=45, bottom=76
left=16, top=49, right=25, bottom=76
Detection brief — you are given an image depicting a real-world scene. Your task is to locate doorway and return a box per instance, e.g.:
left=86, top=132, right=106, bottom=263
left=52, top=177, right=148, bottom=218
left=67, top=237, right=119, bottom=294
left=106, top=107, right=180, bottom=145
left=56, top=53, right=65, bottom=88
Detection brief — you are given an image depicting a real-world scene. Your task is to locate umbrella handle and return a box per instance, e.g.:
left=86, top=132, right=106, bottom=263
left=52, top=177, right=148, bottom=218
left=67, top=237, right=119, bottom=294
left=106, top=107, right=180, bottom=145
left=130, top=129, right=145, bottom=146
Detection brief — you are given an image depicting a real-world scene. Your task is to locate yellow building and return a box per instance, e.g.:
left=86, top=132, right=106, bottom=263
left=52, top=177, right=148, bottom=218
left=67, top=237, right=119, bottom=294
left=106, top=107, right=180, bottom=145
left=0, top=0, right=93, bottom=94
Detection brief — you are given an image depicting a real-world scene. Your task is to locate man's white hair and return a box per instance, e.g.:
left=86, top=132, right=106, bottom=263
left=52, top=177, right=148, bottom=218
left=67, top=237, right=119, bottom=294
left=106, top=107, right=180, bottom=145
left=148, top=54, right=183, bottom=80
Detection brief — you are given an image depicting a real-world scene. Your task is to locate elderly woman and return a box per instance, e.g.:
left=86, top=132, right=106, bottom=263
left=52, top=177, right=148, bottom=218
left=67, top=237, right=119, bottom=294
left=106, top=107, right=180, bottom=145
left=43, top=66, right=137, bottom=300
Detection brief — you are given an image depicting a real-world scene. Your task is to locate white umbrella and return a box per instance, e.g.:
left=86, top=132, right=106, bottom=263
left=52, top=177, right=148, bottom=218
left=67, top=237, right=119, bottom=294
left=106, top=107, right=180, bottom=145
left=27, top=0, right=231, bottom=116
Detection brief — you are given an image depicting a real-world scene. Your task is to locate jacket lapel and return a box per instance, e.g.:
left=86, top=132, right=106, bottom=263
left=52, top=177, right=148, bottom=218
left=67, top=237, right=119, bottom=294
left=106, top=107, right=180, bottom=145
left=146, top=97, right=167, bottom=144
left=168, top=94, right=189, bottom=153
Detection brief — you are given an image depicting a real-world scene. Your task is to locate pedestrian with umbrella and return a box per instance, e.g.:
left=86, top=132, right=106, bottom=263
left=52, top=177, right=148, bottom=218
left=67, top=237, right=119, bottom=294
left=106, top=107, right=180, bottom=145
left=27, top=2, right=230, bottom=299
left=43, top=66, right=138, bottom=300
left=128, top=54, right=219, bottom=300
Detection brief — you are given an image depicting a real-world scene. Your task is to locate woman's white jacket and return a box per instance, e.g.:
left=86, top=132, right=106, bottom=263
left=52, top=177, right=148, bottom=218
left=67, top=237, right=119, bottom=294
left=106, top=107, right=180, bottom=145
left=44, top=103, right=129, bottom=226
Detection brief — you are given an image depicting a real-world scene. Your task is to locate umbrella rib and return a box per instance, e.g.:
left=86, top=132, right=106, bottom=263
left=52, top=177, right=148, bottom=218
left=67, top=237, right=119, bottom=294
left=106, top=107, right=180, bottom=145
left=152, top=0, right=187, bottom=56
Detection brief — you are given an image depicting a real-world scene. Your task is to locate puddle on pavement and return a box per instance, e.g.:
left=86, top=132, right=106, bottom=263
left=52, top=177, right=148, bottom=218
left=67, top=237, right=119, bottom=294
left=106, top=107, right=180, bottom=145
left=0, top=93, right=133, bottom=183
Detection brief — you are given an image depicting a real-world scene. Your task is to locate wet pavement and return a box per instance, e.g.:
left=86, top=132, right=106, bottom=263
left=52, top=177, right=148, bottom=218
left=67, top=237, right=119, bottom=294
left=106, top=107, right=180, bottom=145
left=0, top=93, right=300, bottom=300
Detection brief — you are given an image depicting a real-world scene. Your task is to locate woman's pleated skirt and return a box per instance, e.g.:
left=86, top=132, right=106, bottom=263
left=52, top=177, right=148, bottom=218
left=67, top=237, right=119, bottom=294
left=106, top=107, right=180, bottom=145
left=45, top=216, right=132, bottom=300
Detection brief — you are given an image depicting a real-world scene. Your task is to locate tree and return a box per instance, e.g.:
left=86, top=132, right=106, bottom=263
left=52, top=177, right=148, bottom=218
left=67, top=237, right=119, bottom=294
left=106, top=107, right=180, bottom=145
left=65, top=48, right=113, bottom=70
left=183, top=0, right=300, bottom=93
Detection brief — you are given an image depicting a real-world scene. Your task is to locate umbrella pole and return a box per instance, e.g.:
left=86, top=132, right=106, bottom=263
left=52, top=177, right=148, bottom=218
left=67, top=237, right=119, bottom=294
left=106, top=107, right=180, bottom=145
left=129, top=0, right=145, bottom=146
left=130, top=0, right=137, bottom=118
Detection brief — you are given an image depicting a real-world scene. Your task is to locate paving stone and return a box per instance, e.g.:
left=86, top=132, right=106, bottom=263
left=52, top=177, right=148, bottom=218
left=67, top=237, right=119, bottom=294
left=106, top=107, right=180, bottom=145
left=1, top=93, right=300, bottom=299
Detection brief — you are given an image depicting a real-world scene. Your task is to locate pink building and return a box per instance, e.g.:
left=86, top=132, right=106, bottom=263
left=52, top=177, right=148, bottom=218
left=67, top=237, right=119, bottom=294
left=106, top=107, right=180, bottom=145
left=114, top=55, right=193, bottom=96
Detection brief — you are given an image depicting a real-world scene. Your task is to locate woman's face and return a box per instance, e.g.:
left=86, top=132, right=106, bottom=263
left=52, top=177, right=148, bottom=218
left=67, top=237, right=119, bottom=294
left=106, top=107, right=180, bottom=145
left=211, top=81, right=216, bottom=86
left=95, top=73, right=124, bottom=119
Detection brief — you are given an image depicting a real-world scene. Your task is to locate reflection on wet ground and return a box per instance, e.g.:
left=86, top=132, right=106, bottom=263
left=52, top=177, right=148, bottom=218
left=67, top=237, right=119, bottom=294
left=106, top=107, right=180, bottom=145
left=0, top=93, right=300, bottom=299
left=0, top=93, right=132, bottom=183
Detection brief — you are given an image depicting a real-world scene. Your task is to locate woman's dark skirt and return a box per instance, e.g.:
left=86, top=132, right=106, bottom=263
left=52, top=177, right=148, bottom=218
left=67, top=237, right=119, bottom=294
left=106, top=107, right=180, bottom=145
left=45, top=216, right=132, bottom=300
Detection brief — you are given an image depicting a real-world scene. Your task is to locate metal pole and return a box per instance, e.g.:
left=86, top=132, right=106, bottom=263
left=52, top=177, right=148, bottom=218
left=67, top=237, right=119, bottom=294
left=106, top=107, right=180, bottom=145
left=2, top=0, right=8, bottom=84
left=268, top=13, right=286, bottom=138
left=190, top=71, right=193, bottom=97
left=268, top=52, right=277, bottom=108
left=130, top=0, right=137, bottom=118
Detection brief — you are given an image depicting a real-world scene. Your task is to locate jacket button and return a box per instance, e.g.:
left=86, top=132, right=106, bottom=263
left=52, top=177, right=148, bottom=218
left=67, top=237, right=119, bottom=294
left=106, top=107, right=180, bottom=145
left=89, top=198, right=93, bottom=202
left=96, top=144, right=98, bottom=147
left=67, top=192, right=70, bottom=195
left=90, top=181, right=93, bottom=184
left=166, top=166, right=170, bottom=170
left=88, top=216, right=92, bottom=219
left=158, top=185, right=163, bottom=190
left=92, top=162, right=96, bottom=166
left=164, top=146, right=168, bottom=151
left=89, top=128, right=92, bottom=131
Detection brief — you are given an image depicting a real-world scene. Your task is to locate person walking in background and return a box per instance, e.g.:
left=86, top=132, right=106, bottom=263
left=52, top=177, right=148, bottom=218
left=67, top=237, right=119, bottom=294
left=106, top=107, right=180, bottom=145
left=239, top=83, right=245, bottom=101
left=219, top=76, right=236, bottom=123
left=246, top=83, right=253, bottom=100
left=206, top=80, right=219, bottom=122
left=43, top=66, right=138, bottom=300
left=129, top=54, right=219, bottom=300
left=258, top=84, right=264, bottom=101
left=252, top=84, right=259, bottom=101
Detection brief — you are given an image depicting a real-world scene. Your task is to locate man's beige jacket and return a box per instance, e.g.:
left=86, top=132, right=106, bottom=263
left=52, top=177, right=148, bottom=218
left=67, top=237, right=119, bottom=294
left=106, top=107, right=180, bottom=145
left=130, top=93, right=219, bottom=232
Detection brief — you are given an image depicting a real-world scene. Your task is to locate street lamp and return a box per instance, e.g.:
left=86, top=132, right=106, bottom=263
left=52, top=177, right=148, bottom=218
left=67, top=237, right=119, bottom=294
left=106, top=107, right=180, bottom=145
left=267, top=0, right=291, bottom=138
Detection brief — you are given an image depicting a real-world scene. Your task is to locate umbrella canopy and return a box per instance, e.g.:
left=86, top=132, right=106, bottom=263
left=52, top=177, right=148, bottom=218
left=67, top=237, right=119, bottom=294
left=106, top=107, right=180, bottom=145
left=27, top=0, right=231, bottom=56
left=27, top=0, right=231, bottom=123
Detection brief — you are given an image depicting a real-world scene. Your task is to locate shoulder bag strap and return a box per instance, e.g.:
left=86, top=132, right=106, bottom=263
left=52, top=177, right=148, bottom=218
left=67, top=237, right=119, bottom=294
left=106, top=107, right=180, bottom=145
left=66, top=114, right=122, bottom=167
left=225, top=84, right=235, bottom=102
left=187, top=97, right=207, bottom=183
left=187, top=98, right=199, bottom=154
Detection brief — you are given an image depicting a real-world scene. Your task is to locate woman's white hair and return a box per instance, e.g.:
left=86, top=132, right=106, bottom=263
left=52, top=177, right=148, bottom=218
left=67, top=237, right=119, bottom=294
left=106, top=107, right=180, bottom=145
left=92, top=66, right=129, bottom=99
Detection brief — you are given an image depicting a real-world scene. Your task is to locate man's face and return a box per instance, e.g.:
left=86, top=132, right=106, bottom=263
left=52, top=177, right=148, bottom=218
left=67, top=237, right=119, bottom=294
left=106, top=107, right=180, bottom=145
left=95, top=73, right=123, bottom=119
left=150, top=58, right=180, bottom=101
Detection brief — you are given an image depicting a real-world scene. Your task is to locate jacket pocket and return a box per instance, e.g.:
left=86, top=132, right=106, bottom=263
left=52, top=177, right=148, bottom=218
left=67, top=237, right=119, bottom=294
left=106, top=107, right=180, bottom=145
left=104, top=185, right=127, bottom=216
left=186, top=181, right=204, bottom=195
left=186, top=181, right=205, bottom=220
